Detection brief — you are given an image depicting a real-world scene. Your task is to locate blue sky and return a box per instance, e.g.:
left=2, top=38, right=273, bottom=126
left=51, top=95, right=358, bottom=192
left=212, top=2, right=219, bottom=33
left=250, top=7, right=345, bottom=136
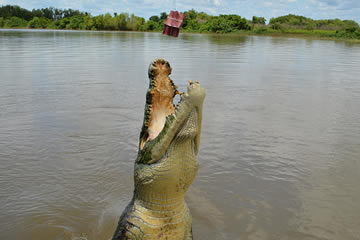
left=1, top=0, right=359, bottom=23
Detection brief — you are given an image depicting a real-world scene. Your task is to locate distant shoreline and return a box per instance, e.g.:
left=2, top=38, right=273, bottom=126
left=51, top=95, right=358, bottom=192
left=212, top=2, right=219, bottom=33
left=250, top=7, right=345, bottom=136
left=1, top=27, right=360, bottom=43
left=1, top=5, right=359, bottom=42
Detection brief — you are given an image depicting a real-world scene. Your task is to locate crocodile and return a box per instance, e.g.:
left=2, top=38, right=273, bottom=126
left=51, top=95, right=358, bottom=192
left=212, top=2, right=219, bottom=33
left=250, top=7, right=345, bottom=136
left=112, top=59, right=205, bottom=240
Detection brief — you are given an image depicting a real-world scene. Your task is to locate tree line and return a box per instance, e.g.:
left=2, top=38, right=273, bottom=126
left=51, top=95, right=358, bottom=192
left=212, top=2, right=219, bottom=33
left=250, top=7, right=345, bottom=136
left=269, top=14, right=359, bottom=31
left=0, top=5, right=359, bottom=39
left=263, top=14, right=359, bottom=39
left=0, top=5, right=146, bottom=31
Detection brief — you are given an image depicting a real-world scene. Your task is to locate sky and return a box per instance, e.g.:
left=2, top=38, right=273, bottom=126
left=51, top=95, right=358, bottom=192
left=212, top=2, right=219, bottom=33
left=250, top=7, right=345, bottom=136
left=1, top=0, right=359, bottom=24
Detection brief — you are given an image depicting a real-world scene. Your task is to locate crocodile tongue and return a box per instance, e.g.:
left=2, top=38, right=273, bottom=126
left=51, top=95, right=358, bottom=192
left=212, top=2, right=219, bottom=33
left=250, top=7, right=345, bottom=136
left=140, top=59, right=179, bottom=150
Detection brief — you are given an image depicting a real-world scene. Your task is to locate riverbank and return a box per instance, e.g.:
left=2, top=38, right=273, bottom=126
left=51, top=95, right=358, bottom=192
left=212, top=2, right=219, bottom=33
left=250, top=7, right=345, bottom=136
left=231, top=29, right=360, bottom=42
left=176, top=29, right=360, bottom=42
left=2, top=27, right=360, bottom=43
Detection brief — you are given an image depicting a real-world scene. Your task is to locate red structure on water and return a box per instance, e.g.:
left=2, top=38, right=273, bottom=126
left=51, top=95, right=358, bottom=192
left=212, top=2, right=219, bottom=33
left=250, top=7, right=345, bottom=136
left=163, top=11, right=185, bottom=37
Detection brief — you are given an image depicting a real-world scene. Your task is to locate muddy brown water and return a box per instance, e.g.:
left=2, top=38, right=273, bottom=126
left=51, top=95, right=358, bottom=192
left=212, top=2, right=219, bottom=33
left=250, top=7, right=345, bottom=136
left=1, top=29, right=360, bottom=240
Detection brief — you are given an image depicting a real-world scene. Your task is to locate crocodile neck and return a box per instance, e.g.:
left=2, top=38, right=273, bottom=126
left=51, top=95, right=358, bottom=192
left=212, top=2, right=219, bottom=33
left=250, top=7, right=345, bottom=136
left=134, top=136, right=198, bottom=211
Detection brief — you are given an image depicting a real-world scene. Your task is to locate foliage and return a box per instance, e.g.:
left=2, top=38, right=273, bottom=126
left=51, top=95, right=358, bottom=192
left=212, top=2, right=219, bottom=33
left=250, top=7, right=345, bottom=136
left=334, top=27, right=360, bottom=39
left=149, top=15, right=160, bottom=22
left=145, top=13, right=165, bottom=31
left=67, top=15, right=85, bottom=29
left=182, top=10, right=250, bottom=33
left=271, top=22, right=283, bottom=30
left=0, top=17, right=4, bottom=27
left=27, top=17, right=49, bottom=28
left=254, top=26, right=268, bottom=34
left=0, top=5, right=86, bottom=21
left=114, top=13, right=129, bottom=30
left=203, top=15, right=251, bottom=33
left=127, top=14, right=145, bottom=31
left=269, top=14, right=359, bottom=31
left=5, top=16, right=28, bottom=27
left=252, top=16, right=266, bottom=25
left=160, top=12, right=167, bottom=21
left=249, top=25, right=360, bottom=40
left=0, top=5, right=33, bottom=20
left=145, top=20, right=160, bottom=31
left=52, top=17, right=70, bottom=29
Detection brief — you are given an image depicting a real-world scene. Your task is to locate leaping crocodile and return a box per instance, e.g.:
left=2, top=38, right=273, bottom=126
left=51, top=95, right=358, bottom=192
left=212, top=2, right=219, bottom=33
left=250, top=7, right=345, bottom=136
left=112, top=59, right=205, bottom=240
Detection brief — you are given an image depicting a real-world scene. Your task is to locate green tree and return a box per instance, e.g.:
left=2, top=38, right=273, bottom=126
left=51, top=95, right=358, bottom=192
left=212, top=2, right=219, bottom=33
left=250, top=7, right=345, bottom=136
left=149, top=15, right=160, bottom=22
left=40, top=7, right=54, bottom=19
left=28, top=17, right=49, bottom=28
left=206, top=16, right=232, bottom=33
left=252, top=16, right=266, bottom=25
left=269, top=14, right=359, bottom=31
left=0, top=5, right=33, bottom=20
left=114, top=13, right=129, bottom=30
left=183, top=9, right=210, bottom=31
left=186, top=9, right=197, bottom=20
left=160, top=12, right=167, bottom=20
left=67, top=15, right=84, bottom=29
left=94, top=15, right=105, bottom=30
left=53, top=8, right=63, bottom=20
left=271, top=22, right=282, bottom=30
left=185, top=19, right=201, bottom=31
left=63, top=8, right=84, bottom=18
left=127, top=14, right=145, bottom=31
left=145, top=20, right=159, bottom=31
left=54, top=17, right=70, bottom=29
left=0, top=17, right=4, bottom=27
left=104, top=13, right=114, bottom=30
left=82, top=15, right=95, bottom=30
left=5, top=16, right=28, bottom=27
left=205, top=15, right=250, bottom=33
left=343, top=20, right=359, bottom=28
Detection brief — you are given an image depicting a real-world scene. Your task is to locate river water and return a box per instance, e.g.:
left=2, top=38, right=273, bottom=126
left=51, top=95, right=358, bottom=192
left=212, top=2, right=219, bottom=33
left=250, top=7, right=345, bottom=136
left=0, top=29, right=360, bottom=240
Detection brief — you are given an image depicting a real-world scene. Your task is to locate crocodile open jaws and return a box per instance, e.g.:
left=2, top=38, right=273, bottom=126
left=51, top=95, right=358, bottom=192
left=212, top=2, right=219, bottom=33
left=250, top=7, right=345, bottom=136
left=112, top=59, right=205, bottom=240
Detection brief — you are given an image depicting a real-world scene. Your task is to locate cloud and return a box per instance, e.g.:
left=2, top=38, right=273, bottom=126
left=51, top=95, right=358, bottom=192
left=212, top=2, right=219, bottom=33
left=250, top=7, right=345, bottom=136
left=339, top=0, right=360, bottom=10
left=312, top=0, right=360, bottom=9
left=317, top=0, right=339, bottom=6
left=214, top=0, right=221, bottom=6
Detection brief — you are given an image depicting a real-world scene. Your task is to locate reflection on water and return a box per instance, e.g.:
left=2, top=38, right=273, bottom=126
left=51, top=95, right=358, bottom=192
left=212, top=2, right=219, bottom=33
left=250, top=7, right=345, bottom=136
left=0, top=29, right=360, bottom=240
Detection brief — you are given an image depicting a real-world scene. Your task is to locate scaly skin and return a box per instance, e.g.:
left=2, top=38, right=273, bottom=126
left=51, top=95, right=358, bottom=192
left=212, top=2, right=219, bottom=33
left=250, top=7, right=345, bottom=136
left=112, top=59, right=205, bottom=240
